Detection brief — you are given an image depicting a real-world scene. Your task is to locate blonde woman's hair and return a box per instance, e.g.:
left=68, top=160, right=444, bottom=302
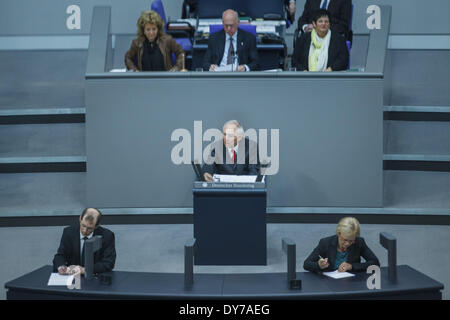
left=137, top=10, right=165, bottom=43
left=336, top=217, right=360, bottom=238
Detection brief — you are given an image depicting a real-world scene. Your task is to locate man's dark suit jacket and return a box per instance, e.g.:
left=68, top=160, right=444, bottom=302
left=292, top=30, right=349, bottom=71
left=53, top=224, right=116, bottom=274
left=303, top=235, right=380, bottom=273
left=297, top=0, right=352, bottom=37
left=202, top=29, right=259, bottom=71
left=202, top=138, right=260, bottom=176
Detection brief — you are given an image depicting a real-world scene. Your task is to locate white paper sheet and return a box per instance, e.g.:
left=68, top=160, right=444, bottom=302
left=212, top=65, right=234, bottom=72
left=47, top=273, right=74, bottom=286
left=323, top=270, right=355, bottom=279
left=213, top=174, right=258, bottom=183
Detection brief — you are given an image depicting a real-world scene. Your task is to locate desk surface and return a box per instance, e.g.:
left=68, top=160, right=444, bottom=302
left=5, top=265, right=444, bottom=300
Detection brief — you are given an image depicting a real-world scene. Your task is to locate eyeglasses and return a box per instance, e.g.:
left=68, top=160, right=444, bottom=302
left=80, top=222, right=95, bottom=233
left=339, top=235, right=355, bottom=245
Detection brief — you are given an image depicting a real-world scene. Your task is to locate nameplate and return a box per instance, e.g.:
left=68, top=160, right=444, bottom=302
left=194, top=182, right=266, bottom=189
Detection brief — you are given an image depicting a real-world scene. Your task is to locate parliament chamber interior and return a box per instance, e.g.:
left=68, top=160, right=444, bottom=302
left=0, top=0, right=449, bottom=303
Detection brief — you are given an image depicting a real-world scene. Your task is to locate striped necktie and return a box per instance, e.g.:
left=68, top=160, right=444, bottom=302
left=321, top=0, right=328, bottom=10
left=81, top=236, right=88, bottom=266
left=226, top=37, right=234, bottom=65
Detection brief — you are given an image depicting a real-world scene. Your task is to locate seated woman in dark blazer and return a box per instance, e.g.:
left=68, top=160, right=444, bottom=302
left=125, top=11, right=184, bottom=72
left=292, top=9, right=349, bottom=72
left=304, top=217, right=380, bottom=273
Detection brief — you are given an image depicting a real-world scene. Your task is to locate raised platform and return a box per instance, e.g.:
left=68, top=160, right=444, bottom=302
left=4, top=265, right=444, bottom=300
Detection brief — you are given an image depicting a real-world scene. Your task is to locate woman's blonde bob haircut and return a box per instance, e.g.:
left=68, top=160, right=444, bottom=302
left=137, top=10, right=165, bottom=43
left=336, top=217, right=360, bottom=238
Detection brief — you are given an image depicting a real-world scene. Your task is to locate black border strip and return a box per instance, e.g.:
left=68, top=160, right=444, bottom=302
left=1, top=213, right=449, bottom=228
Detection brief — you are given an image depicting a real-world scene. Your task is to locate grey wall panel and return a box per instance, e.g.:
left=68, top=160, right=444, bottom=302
left=0, top=0, right=184, bottom=36
left=389, top=50, right=450, bottom=106
left=1, top=1, right=450, bottom=36
left=86, top=74, right=383, bottom=208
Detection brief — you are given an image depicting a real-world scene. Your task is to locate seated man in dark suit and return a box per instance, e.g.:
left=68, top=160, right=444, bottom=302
left=292, top=9, right=348, bottom=71
left=53, top=208, right=116, bottom=275
left=298, top=0, right=351, bottom=37
left=202, top=9, right=259, bottom=72
left=203, top=120, right=260, bottom=182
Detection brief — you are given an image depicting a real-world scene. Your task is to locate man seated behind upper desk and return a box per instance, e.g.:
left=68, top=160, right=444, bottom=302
left=202, top=9, right=259, bottom=72
left=125, top=10, right=184, bottom=72
left=303, top=217, right=380, bottom=273
left=202, top=120, right=260, bottom=182
left=53, top=208, right=116, bottom=276
left=292, top=9, right=348, bottom=72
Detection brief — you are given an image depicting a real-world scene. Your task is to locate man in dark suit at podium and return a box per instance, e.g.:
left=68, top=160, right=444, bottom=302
left=53, top=208, right=116, bottom=276
left=203, top=120, right=260, bottom=182
left=202, top=9, right=259, bottom=72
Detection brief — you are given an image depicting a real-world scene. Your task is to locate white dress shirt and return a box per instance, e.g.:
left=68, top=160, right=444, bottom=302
left=227, top=144, right=239, bottom=163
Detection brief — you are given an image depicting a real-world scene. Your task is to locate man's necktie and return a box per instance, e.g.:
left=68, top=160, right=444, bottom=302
left=81, top=236, right=88, bottom=267
left=233, top=150, right=237, bottom=164
left=226, top=37, right=234, bottom=65
left=321, top=0, right=328, bottom=10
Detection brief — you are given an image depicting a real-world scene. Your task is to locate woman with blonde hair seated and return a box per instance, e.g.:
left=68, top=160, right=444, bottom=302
left=303, top=217, right=380, bottom=273
left=125, top=10, right=184, bottom=71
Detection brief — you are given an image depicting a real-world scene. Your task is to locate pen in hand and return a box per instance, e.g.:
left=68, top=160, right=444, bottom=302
left=318, top=255, right=329, bottom=269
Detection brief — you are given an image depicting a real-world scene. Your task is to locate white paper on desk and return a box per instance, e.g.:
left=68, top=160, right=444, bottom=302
left=213, top=174, right=257, bottom=183
left=256, top=26, right=276, bottom=33
left=262, top=69, right=283, bottom=72
left=323, top=270, right=355, bottom=279
left=212, top=65, right=234, bottom=72
left=47, top=273, right=74, bottom=286
left=109, top=68, right=127, bottom=72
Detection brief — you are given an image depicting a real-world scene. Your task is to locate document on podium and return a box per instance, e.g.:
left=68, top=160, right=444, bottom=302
left=213, top=174, right=258, bottom=183
left=212, top=65, right=234, bottom=72
left=323, top=270, right=355, bottom=279
left=47, top=273, right=74, bottom=286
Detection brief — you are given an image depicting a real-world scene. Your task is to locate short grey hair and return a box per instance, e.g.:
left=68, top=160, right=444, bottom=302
left=223, top=120, right=244, bottom=138
left=222, top=9, right=239, bottom=23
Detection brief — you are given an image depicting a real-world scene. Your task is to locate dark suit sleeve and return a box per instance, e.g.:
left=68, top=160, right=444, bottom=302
left=53, top=227, right=71, bottom=272
left=292, top=34, right=308, bottom=71
left=330, top=33, right=349, bottom=71
left=245, top=33, right=259, bottom=71
left=247, top=140, right=260, bottom=175
left=202, top=144, right=216, bottom=176
left=303, top=238, right=327, bottom=273
left=202, top=34, right=217, bottom=71
left=94, top=230, right=116, bottom=274
left=297, top=0, right=314, bottom=30
left=352, top=238, right=380, bottom=272
left=331, top=0, right=351, bottom=36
